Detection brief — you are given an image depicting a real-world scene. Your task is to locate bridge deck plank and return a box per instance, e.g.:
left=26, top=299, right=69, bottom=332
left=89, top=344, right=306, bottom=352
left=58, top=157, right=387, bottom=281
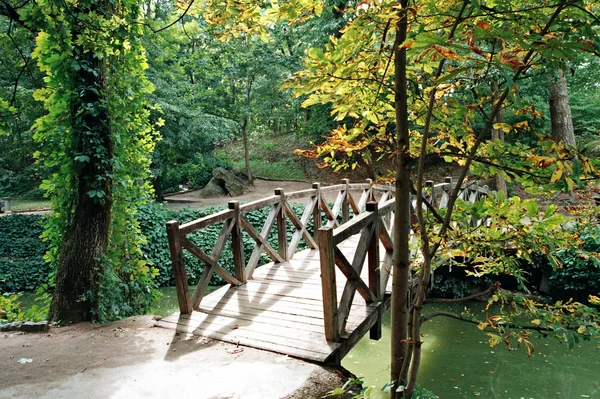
left=157, top=234, right=391, bottom=363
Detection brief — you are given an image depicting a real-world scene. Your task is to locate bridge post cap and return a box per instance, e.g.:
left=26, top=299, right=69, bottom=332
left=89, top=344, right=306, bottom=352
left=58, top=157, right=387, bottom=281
left=342, top=178, right=350, bottom=184
left=366, top=201, right=378, bottom=211
left=312, top=182, right=320, bottom=189
left=274, top=188, right=284, bottom=195
left=318, top=226, right=333, bottom=231
left=228, top=200, right=240, bottom=209
left=166, top=220, right=180, bottom=227
left=444, top=176, right=453, bottom=183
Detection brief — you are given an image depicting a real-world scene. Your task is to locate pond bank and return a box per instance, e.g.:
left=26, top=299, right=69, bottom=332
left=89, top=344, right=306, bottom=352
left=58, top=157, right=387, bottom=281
left=0, top=315, right=346, bottom=399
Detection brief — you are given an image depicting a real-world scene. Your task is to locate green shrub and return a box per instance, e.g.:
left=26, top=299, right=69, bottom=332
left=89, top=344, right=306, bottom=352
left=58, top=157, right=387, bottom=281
left=0, top=166, right=46, bottom=200
left=161, top=153, right=231, bottom=193
left=0, top=215, right=50, bottom=292
left=0, top=201, right=318, bottom=294
left=549, top=225, right=600, bottom=301
left=0, top=293, right=49, bottom=323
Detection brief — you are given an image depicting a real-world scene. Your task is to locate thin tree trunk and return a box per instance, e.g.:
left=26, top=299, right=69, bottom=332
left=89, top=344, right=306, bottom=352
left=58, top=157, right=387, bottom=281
left=49, top=7, right=113, bottom=323
left=390, top=2, right=410, bottom=397
left=361, top=150, right=377, bottom=180
left=549, top=70, right=576, bottom=147
left=145, top=0, right=152, bottom=19
left=491, top=83, right=507, bottom=196
left=242, top=77, right=253, bottom=184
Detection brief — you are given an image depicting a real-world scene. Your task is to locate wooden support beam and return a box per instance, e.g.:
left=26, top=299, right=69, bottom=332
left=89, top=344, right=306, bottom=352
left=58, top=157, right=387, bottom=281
left=285, top=200, right=318, bottom=256
left=366, top=202, right=382, bottom=340
left=181, top=237, right=242, bottom=286
left=166, top=221, right=192, bottom=314
left=229, top=201, right=246, bottom=283
left=312, top=183, right=321, bottom=244
left=333, top=246, right=377, bottom=304
left=275, top=188, right=288, bottom=262
left=242, top=204, right=282, bottom=278
left=320, top=197, right=338, bottom=228
left=318, top=227, right=339, bottom=342
left=342, top=178, right=350, bottom=223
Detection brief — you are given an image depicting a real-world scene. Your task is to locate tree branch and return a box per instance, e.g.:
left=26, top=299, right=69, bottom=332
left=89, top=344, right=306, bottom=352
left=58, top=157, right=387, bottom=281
left=425, top=285, right=496, bottom=304
left=420, top=311, right=555, bottom=332
left=139, top=0, right=194, bottom=34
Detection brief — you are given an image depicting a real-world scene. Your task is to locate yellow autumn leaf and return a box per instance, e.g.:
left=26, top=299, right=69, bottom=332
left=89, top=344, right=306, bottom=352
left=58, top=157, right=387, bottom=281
left=432, top=44, right=460, bottom=60
left=577, top=325, right=586, bottom=334
left=500, top=51, right=525, bottom=70
left=531, top=319, right=541, bottom=326
left=550, top=168, right=562, bottom=183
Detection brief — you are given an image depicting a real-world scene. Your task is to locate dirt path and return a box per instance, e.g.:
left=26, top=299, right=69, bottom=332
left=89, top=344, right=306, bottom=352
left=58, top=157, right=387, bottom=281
left=165, top=179, right=340, bottom=210
left=0, top=316, right=343, bottom=399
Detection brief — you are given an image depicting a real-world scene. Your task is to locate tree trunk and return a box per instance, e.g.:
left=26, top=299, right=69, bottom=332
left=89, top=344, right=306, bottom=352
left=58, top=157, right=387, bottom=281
left=145, top=0, right=152, bottom=19
left=390, top=2, right=411, bottom=397
left=242, top=77, right=253, bottom=184
left=48, top=8, right=113, bottom=323
left=491, top=84, right=507, bottom=196
left=549, top=70, right=576, bottom=147
left=361, top=150, right=377, bottom=180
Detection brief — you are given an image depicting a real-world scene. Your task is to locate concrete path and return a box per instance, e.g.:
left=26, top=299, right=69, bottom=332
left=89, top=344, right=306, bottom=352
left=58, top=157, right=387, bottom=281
left=0, top=316, right=338, bottom=399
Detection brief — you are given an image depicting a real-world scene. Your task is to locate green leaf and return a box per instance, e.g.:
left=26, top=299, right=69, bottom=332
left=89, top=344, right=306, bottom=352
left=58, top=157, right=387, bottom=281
left=74, top=155, right=90, bottom=163
left=523, top=199, right=538, bottom=217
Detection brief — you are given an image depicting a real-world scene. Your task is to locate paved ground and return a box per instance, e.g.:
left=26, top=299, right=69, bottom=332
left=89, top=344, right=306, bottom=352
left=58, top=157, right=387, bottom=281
left=0, top=316, right=340, bottom=399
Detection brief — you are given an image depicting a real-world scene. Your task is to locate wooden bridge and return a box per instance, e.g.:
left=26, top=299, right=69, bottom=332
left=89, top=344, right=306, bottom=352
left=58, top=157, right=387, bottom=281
left=156, top=178, right=492, bottom=364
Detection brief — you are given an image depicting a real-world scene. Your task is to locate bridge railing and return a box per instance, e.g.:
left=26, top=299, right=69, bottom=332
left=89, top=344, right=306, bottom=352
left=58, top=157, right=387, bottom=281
left=317, top=177, right=495, bottom=343
left=165, top=176, right=494, bottom=320
left=166, top=178, right=380, bottom=314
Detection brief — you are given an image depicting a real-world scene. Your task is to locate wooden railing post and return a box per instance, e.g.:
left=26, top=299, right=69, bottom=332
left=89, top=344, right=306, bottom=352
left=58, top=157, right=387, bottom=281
left=342, top=178, right=350, bottom=223
left=275, top=188, right=288, bottom=261
left=386, top=181, right=394, bottom=225
left=366, top=202, right=382, bottom=340
left=318, top=226, right=339, bottom=342
left=312, top=182, right=321, bottom=244
left=229, top=201, right=246, bottom=283
left=445, top=176, right=453, bottom=190
left=166, top=221, right=192, bottom=314
left=426, top=180, right=435, bottom=208
left=366, top=178, right=375, bottom=202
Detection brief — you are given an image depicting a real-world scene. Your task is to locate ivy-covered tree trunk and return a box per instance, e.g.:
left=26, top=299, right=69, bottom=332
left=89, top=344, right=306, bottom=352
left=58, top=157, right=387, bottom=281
left=48, top=6, right=113, bottom=323
left=549, top=70, right=576, bottom=147
left=33, top=0, right=159, bottom=323
left=49, top=188, right=112, bottom=321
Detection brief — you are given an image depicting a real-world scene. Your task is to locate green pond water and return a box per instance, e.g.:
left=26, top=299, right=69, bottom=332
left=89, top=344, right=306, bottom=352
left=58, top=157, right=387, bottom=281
left=343, top=303, right=600, bottom=399
left=14, top=290, right=600, bottom=398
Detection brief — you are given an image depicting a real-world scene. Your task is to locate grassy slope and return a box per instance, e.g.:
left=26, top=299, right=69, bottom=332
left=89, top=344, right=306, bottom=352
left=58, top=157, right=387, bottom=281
left=216, top=134, right=309, bottom=181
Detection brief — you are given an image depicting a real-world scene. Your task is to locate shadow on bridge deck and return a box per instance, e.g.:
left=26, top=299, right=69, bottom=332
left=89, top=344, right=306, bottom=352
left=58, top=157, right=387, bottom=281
left=156, top=235, right=391, bottom=364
